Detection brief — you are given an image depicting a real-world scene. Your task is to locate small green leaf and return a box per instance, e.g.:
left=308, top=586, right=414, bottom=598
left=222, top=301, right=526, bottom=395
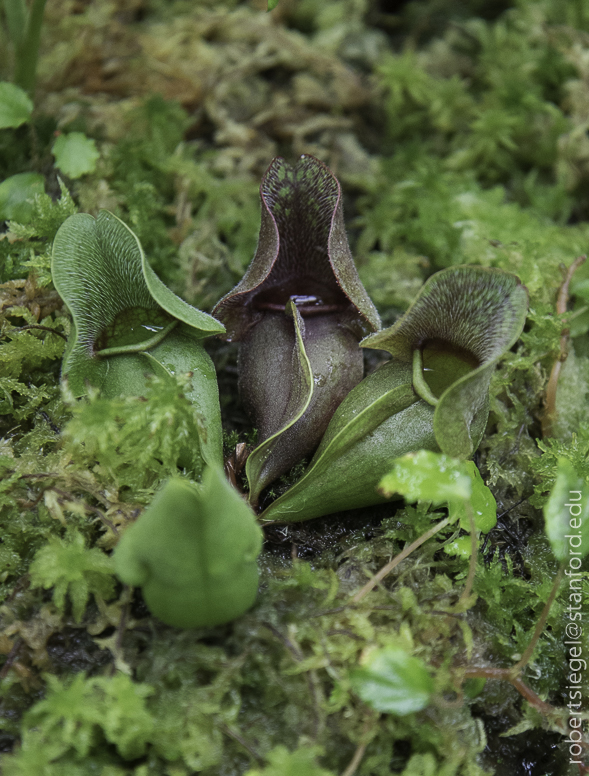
left=379, top=450, right=472, bottom=504
left=463, top=677, right=486, bottom=699
left=267, top=0, right=280, bottom=10
left=0, top=81, right=33, bottom=128
left=444, top=535, right=475, bottom=557
left=52, top=132, right=100, bottom=179
left=113, top=467, right=263, bottom=628
left=350, top=646, right=434, bottom=715
left=544, top=458, right=589, bottom=562
left=454, top=462, right=497, bottom=533
left=244, top=746, right=335, bottom=776
left=0, top=172, right=44, bottom=222
left=381, top=453, right=496, bottom=533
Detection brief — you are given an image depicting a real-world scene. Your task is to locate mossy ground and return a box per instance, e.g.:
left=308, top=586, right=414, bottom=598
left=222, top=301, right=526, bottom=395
left=1, top=0, right=589, bottom=774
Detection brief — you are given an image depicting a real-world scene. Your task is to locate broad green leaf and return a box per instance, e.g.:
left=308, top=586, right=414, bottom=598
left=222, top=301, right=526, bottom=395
left=260, top=366, right=420, bottom=523
left=350, top=647, right=434, bottom=715
left=0, top=172, right=44, bottom=222
left=0, top=81, right=33, bottom=128
left=52, top=132, right=99, bottom=179
left=213, top=155, right=379, bottom=494
left=261, top=266, right=524, bottom=524
left=52, top=210, right=225, bottom=468
left=544, top=458, right=589, bottom=562
left=113, top=467, right=263, bottom=628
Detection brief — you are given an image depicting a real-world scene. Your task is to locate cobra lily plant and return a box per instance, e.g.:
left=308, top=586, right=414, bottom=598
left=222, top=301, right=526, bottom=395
left=213, top=154, right=380, bottom=505
left=52, top=210, right=225, bottom=470
left=259, top=265, right=528, bottom=524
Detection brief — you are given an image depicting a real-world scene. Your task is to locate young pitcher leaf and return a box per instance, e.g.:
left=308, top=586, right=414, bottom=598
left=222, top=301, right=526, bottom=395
left=213, top=155, right=380, bottom=496
left=350, top=647, right=434, bottom=715
left=261, top=266, right=524, bottom=524
left=113, top=467, right=263, bottom=628
left=52, top=210, right=225, bottom=467
left=544, top=458, right=589, bottom=562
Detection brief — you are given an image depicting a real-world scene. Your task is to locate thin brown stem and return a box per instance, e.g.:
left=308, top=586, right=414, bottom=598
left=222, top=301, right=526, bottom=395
left=17, top=324, right=67, bottom=340
left=461, top=667, right=559, bottom=720
left=456, top=502, right=478, bottom=610
left=340, top=717, right=377, bottom=776
left=0, top=637, right=23, bottom=681
left=512, top=562, right=565, bottom=673
left=351, top=517, right=451, bottom=604
left=340, top=740, right=369, bottom=776
left=220, top=723, right=264, bottom=764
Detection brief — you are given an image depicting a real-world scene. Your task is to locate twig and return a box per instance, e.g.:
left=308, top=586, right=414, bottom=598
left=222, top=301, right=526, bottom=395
left=512, top=561, right=565, bottom=673
left=340, top=716, right=377, bottom=776
left=220, top=723, right=264, bottom=765
left=261, top=622, right=324, bottom=739
left=0, top=637, right=23, bottom=681
left=542, top=255, right=586, bottom=437
left=461, top=666, right=561, bottom=720
left=351, top=516, right=451, bottom=603
left=16, top=324, right=67, bottom=340
left=340, top=740, right=369, bottom=776
left=456, top=503, right=478, bottom=609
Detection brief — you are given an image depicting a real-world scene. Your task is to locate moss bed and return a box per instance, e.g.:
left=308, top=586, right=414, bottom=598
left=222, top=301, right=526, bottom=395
left=1, top=0, right=589, bottom=774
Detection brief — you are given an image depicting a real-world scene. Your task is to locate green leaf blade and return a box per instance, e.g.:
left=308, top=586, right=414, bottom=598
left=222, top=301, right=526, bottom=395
left=0, top=81, right=33, bottom=128
left=52, top=132, right=99, bottom=179
left=0, top=172, right=44, bottom=222
left=544, top=458, right=589, bottom=562
left=350, top=647, right=434, bottom=715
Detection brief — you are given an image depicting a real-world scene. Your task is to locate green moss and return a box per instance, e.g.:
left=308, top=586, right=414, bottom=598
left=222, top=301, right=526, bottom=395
left=1, top=0, right=589, bottom=773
